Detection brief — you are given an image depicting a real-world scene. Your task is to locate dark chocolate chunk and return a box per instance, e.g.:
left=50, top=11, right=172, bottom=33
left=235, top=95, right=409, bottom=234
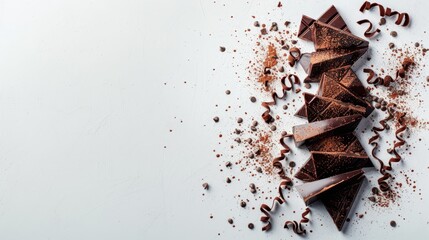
left=295, top=169, right=364, bottom=205
left=322, top=177, right=364, bottom=231
left=318, top=74, right=373, bottom=116
left=294, top=151, right=373, bottom=182
left=303, top=93, right=366, bottom=122
left=292, top=114, right=362, bottom=146
left=298, top=6, right=350, bottom=41
left=306, top=132, right=366, bottom=155
left=323, top=66, right=368, bottom=97
left=311, top=21, right=368, bottom=51
left=301, top=48, right=368, bottom=83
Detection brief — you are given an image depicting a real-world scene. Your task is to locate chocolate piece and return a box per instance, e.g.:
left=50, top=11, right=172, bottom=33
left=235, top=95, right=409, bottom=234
left=303, top=93, right=366, bottom=122
left=294, top=151, right=373, bottom=182
left=323, top=66, right=368, bottom=97
left=298, top=6, right=350, bottom=41
left=292, top=114, right=362, bottom=146
left=295, top=169, right=364, bottom=205
left=306, top=132, right=366, bottom=155
left=318, top=74, right=373, bottom=116
left=322, top=177, right=364, bottom=230
left=311, top=21, right=368, bottom=51
left=301, top=48, right=367, bottom=83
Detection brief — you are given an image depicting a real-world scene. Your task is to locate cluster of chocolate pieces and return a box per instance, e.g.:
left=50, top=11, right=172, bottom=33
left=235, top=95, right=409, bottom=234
left=292, top=6, right=375, bottom=231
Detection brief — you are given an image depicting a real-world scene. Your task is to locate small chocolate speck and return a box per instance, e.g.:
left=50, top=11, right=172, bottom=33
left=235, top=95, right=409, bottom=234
left=250, top=96, right=257, bottom=103
left=256, top=167, right=262, bottom=173
left=270, top=125, right=277, bottom=131
left=213, top=116, right=219, bottom=122
left=254, top=21, right=260, bottom=27
left=249, top=183, right=255, bottom=189
left=283, top=105, right=288, bottom=110
left=375, top=103, right=381, bottom=109
left=250, top=188, right=256, bottom=194
left=248, top=223, right=254, bottom=229
left=291, top=40, right=297, bottom=44
left=250, top=126, right=257, bottom=132
left=304, top=83, right=311, bottom=89
left=225, top=90, right=231, bottom=95
left=228, top=218, right=233, bottom=224
left=389, top=42, right=395, bottom=49
left=284, top=21, right=290, bottom=27
left=426, top=76, right=429, bottom=82
left=252, top=120, right=258, bottom=127
left=225, top=161, right=232, bottom=167
left=379, top=17, right=386, bottom=25
left=202, top=182, right=209, bottom=190
left=289, top=161, right=296, bottom=168
left=237, top=117, right=243, bottom=123
left=390, top=31, right=397, bottom=37
left=226, top=177, right=231, bottom=183
left=390, top=220, right=396, bottom=227
left=240, top=200, right=246, bottom=208
left=219, top=46, right=226, bottom=52
left=415, top=42, right=420, bottom=47
left=248, top=153, right=254, bottom=159
left=261, top=28, right=268, bottom=35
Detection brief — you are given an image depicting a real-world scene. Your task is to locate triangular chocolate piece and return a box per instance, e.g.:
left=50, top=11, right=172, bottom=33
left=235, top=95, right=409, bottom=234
left=306, top=132, right=366, bottom=155
left=311, top=21, right=368, bottom=51
left=318, top=74, right=373, bottom=116
left=304, top=93, right=366, bottom=122
left=322, top=177, right=364, bottom=231
left=294, top=151, right=373, bottom=182
left=298, top=6, right=350, bottom=41
left=292, top=114, right=362, bottom=146
left=324, top=66, right=368, bottom=97
left=295, top=169, right=364, bottom=205
left=302, top=48, right=367, bottom=83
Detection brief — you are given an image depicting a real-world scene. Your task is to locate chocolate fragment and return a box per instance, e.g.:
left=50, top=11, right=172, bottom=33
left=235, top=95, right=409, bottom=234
left=323, top=66, right=368, bottom=97
left=295, top=151, right=373, bottom=182
left=292, top=114, right=362, bottom=146
left=322, top=177, right=364, bottom=230
left=298, top=6, right=350, bottom=41
left=311, top=21, right=368, bottom=51
left=306, top=132, right=366, bottom=155
left=295, top=169, right=364, bottom=205
left=303, top=93, right=366, bottom=122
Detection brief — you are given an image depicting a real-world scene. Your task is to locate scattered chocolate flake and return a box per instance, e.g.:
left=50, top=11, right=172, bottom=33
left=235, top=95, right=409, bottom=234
left=250, top=96, right=257, bottom=102
left=225, top=90, right=231, bottom=95
left=379, top=17, right=386, bottom=25
left=228, top=218, right=233, bottom=224
left=237, top=117, right=243, bottom=123
left=390, top=31, right=398, bottom=37
left=304, top=83, right=311, bottom=89
left=240, top=200, right=247, bottom=208
left=219, top=46, right=226, bottom=52
left=389, top=42, right=395, bottom=49
left=254, top=21, right=260, bottom=27
left=390, top=220, right=397, bottom=227
left=226, top=177, right=231, bottom=183
left=213, top=116, right=219, bottom=122
left=248, top=223, right=254, bottom=229
left=202, top=182, right=209, bottom=190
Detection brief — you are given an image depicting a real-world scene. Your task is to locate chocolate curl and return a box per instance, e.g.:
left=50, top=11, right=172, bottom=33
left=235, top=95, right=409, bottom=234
left=261, top=74, right=300, bottom=123
left=260, top=178, right=292, bottom=231
left=386, top=112, right=407, bottom=170
left=272, top=136, right=291, bottom=180
left=288, top=47, right=301, bottom=67
left=300, top=208, right=311, bottom=224
left=284, top=220, right=306, bottom=235
left=359, top=1, right=410, bottom=27
left=357, top=19, right=380, bottom=38
left=363, top=58, right=414, bottom=87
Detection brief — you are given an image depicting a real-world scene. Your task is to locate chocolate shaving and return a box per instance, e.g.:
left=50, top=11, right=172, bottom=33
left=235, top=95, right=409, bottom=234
left=261, top=74, right=300, bottom=123
left=359, top=1, right=410, bottom=27
left=272, top=136, right=292, bottom=179
left=357, top=19, right=380, bottom=38
left=363, top=58, right=414, bottom=86
left=288, top=47, right=301, bottom=67
left=260, top=178, right=292, bottom=231
left=386, top=112, right=407, bottom=170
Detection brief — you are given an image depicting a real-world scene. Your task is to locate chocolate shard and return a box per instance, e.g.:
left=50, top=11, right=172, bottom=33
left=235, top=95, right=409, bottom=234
left=301, top=48, right=368, bottom=83
left=311, top=21, right=368, bottom=51
left=306, top=132, right=366, bottom=155
left=323, top=65, right=368, bottom=97
left=303, top=93, right=366, bottom=122
left=298, top=5, right=350, bottom=41
left=292, top=114, right=362, bottom=146
left=318, top=74, right=373, bottom=116
left=322, top=177, right=364, bottom=231
left=295, top=169, right=364, bottom=205
left=294, top=151, right=373, bottom=182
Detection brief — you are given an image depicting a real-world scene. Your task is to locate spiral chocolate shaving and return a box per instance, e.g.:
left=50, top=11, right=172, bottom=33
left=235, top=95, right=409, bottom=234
left=357, top=19, right=380, bottom=38
left=364, top=58, right=414, bottom=87
left=284, top=220, right=306, bottom=235
left=260, top=178, right=292, bottom=231
left=300, top=208, right=311, bottom=224
left=261, top=74, right=300, bottom=123
left=359, top=1, right=410, bottom=27
left=272, top=136, right=292, bottom=180
left=288, top=47, right=301, bottom=67
left=386, top=112, right=407, bottom=170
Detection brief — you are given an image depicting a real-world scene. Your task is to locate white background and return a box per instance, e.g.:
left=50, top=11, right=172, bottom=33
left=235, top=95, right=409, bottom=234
left=0, top=0, right=428, bottom=239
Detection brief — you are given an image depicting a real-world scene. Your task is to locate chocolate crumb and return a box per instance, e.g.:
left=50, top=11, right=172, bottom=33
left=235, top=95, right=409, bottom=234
left=254, top=21, right=260, bottom=27
left=226, top=177, right=231, bottom=183
left=289, top=161, right=296, bottom=168
left=202, top=182, right=209, bottom=190
left=250, top=96, right=257, bottom=103
left=368, top=196, right=376, bottom=202
left=283, top=105, right=288, bottom=110
left=213, top=116, right=219, bottom=122
left=426, top=76, right=429, bottom=82
left=252, top=120, right=258, bottom=127
left=225, top=90, right=231, bottom=95
left=225, top=161, right=232, bottom=167
left=415, top=42, right=420, bottom=47
left=249, top=183, right=255, bottom=189
left=291, top=40, right=298, bottom=44
left=237, top=117, right=243, bottom=123
left=219, top=46, right=226, bottom=52
left=375, top=103, right=381, bottom=109
left=379, top=17, right=386, bottom=25
left=228, top=218, right=233, bottom=224
left=261, top=28, right=268, bottom=35
left=240, top=200, right=247, bottom=208
left=278, top=66, right=285, bottom=72
left=270, top=125, right=277, bottom=131
left=389, top=42, right=395, bottom=49
left=256, top=167, right=262, bottom=173
left=304, top=83, right=311, bottom=89
left=248, top=223, right=254, bottom=229
left=390, top=220, right=397, bottom=227
left=390, top=31, right=398, bottom=37
left=284, top=21, right=290, bottom=27
left=250, top=188, right=257, bottom=194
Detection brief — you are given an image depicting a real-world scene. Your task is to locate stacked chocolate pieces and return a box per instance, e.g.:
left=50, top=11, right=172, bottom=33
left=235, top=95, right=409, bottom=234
left=293, top=6, right=374, bottom=231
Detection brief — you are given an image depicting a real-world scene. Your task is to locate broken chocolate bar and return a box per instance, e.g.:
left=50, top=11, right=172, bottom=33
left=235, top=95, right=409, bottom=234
left=298, top=5, right=350, bottom=41
left=322, top=177, right=364, bottom=231
left=292, top=114, right=362, bottom=146
left=300, top=48, right=367, bottom=83
left=294, top=151, right=373, bottom=182
left=295, top=169, right=364, bottom=205
left=303, top=93, right=366, bottom=122
left=318, top=74, right=373, bottom=116
left=306, top=132, right=366, bottom=155
left=311, top=21, right=368, bottom=51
